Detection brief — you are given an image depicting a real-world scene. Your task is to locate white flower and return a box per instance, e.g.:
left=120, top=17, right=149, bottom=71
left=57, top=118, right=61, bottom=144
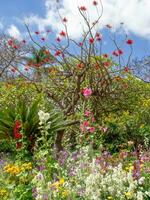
left=38, top=110, right=50, bottom=125
left=138, top=177, right=145, bottom=185
left=137, top=191, right=144, bottom=200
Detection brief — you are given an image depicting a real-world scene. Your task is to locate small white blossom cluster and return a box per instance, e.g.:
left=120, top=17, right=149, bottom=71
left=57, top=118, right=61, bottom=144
left=65, top=147, right=150, bottom=200
left=38, top=110, right=50, bottom=125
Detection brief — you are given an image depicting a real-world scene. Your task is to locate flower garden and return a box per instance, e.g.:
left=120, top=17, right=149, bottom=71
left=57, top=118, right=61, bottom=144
left=0, top=0, right=150, bottom=199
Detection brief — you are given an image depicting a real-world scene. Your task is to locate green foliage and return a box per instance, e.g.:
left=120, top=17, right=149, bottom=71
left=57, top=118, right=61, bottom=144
left=0, top=98, right=40, bottom=140
left=0, top=139, right=14, bottom=153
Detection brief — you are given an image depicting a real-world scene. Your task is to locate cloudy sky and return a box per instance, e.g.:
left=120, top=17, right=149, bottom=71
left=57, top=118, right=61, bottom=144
left=0, top=0, right=150, bottom=59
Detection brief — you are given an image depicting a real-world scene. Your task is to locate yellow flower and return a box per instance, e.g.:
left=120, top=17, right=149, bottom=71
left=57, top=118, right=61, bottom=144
left=124, top=191, right=133, bottom=199
left=0, top=189, right=8, bottom=197
left=61, top=190, right=69, bottom=198
left=59, top=178, right=64, bottom=185
left=107, top=196, right=113, bottom=199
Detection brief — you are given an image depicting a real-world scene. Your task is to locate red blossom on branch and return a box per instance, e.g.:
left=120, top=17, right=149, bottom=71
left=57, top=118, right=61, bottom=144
left=22, top=40, right=26, bottom=44
left=56, top=37, right=61, bottom=42
left=112, top=51, right=119, bottom=57
left=80, top=6, right=87, bottom=11
left=79, top=42, right=83, bottom=46
left=10, top=68, right=16, bottom=73
left=126, top=39, right=133, bottom=45
left=62, top=17, right=67, bottom=23
left=106, top=24, right=112, bottom=29
left=35, top=31, right=40, bottom=35
left=118, top=49, right=123, bottom=55
left=59, top=30, right=66, bottom=37
left=124, top=66, right=129, bottom=72
left=89, top=38, right=94, bottom=44
left=54, top=50, right=61, bottom=56
left=93, top=1, right=98, bottom=6
left=41, top=37, right=45, bottom=41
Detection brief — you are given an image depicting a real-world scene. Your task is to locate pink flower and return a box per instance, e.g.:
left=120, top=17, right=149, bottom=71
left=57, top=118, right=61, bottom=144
left=80, top=124, right=85, bottom=132
left=83, top=121, right=89, bottom=127
left=99, top=126, right=108, bottom=133
left=91, top=116, right=95, bottom=122
left=88, top=127, right=95, bottom=133
left=8, top=39, right=13, bottom=46
left=84, top=110, right=91, bottom=117
left=82, top=88, right=92, bottom=98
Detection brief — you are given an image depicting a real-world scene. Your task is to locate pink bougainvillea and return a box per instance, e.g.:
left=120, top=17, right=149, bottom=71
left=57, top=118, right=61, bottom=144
left=82, top=88, right=92, bottom=98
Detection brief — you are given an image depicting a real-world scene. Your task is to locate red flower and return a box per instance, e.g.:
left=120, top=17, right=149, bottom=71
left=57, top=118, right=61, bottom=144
left=126, top=39, right=133, bottom=45
left=22, top=40, right=26, bottom=43
left=80, top=6, right=87, bottom=11
left=46, top=29, right=51, bottom=33
left=13, top=120, right=22, bottom=140
left=106, top=24, right=112, bottom=29
left=16, top=142, right=22, bottom=149
left=44, top=58, right=50, bottom=63
left=118, top=49, right=123, bottom=55
left=93, top=1, right=98, bottom=6
left=102, top=54, right=108, bottom=58
left=24, top=67, right=29, bottom=71
left=8, top=39, right=13, bottom=46
left=14, top=132, right=22, bottom=139
left=77, top=62, right=84, bottom=69
left=41, top=37, right=45, bottom=41
left=10, top=68, right=16, bottom=73
left=124, top=67, right=129, bottom=72
left=95, top=32, right=100, bottom=38
left=96, top=37, right=101, bottom=41
left=89, top=38, right=94, bottom=44
left=95, top=32, right=102, bottom=41
left=62, top=17, right=67, bottom=23
left=54, top=50, right=61, bottom=56
left=13, top=45, right=18, bottom=49
left=112, top=51, right=119, bottom=57
left=103, top=61, right=110, bottom=67
left=35, top=31, right=40, bottom=35
left=59, top=30, right=66, bottom=37
left=15, top=120, right=21, bottom=129
left=56, top=37, right=61, bottom=42
left=79, top=42, right=83, bottom=46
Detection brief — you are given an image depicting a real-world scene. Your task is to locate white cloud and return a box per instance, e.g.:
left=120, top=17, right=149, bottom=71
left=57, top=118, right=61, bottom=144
left=7, top=25, right=22, bottom=40
left=25, top=0, right=150, bottom=39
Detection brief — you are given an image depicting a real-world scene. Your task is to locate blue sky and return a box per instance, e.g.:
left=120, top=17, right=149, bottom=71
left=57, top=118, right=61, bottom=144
left=0, top=0, right=150, bottom=60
